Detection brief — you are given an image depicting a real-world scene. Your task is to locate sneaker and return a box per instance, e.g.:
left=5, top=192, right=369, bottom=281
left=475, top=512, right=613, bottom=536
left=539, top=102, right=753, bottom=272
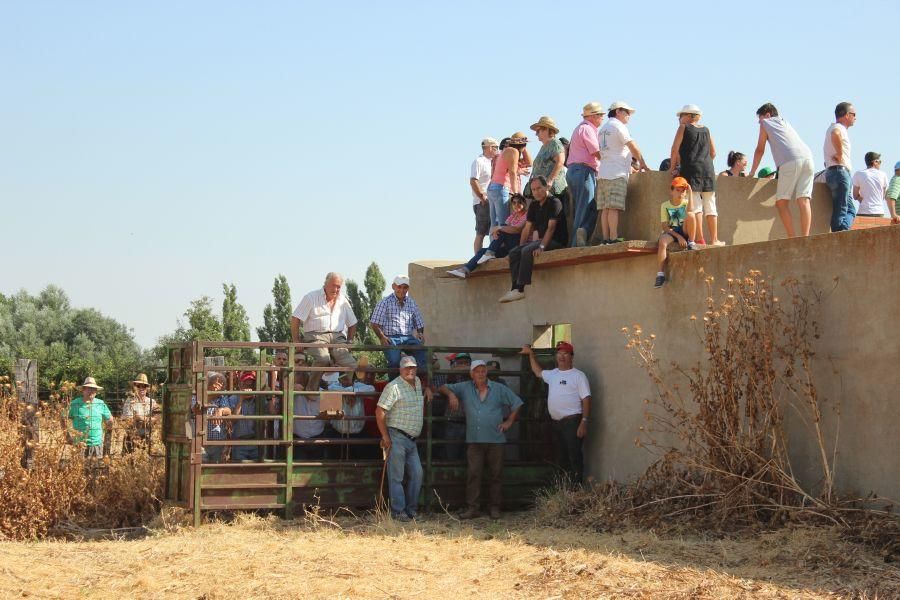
left=654, top=275, right=666, bottom=288
left=476, top=251, right=495, bottom=265
left=407, top=511, right=424, bottom=521
left=459, top=508, right=481, bottom=520
left=613, top=237, right=626, bottom=244
left=686, top=242, right=696, bottom=250
left=447, top=268, right=468, bottom=279
left=393, top=512, right=411, bottom=522
left=575, top=228, right=586, bottom=247
left=712, top=240, right=727, bottom=247
left=499, top=289, right=526, bottom=303
left=489, top=506, right=501, bottom=520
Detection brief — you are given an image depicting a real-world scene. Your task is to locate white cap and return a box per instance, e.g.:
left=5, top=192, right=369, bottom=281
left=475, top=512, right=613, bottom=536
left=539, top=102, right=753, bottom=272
left=609, top=100, right=635, bottom=113
left=469, top=359, right=487, bottom=371
left=393, top=275, right=410, bottom=286
left=399, top=356, right=417, bottom=368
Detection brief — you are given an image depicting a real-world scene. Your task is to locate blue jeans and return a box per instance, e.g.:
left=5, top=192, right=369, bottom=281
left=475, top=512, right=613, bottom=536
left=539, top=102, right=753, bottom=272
left=487, top=182, right=509, bottom=227
left=387, top=428, right=423, bottom=517
left=825, top=167, right=853, bottom=232
left=464, top=231, right=519, bottom=272
left=384, top=335, right=427, bottom=370
left=231, top=443, right=259, bottom=462
left=566, top=163, right=597, bottom=245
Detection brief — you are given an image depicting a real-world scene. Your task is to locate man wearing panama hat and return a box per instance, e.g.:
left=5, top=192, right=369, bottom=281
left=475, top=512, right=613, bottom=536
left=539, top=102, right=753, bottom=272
left=66, top=377, right=114, bottom=458
left=566, top=102, right=605, bottom=246
left=121, top=373, right=159, bottom=453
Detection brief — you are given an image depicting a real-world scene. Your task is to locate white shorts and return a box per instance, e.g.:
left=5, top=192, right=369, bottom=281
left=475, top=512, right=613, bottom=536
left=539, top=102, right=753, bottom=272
left=775, top=158, right=814, bottom=201
left=690, top=191, right=717, bottom=216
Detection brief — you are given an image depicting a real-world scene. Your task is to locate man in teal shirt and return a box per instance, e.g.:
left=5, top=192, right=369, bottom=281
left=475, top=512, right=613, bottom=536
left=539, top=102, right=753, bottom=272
left=67, top=377, right=113, bottom=458
left=439, top=360, right=522, bottom=520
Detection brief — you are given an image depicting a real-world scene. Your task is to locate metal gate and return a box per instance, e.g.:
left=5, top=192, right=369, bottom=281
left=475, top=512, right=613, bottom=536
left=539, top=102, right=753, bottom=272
left=162, top=341, right=558, bottom=525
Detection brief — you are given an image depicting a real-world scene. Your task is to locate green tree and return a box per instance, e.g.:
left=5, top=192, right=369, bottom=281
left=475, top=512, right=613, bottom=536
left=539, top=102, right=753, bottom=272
left=222, top=283, right=253, bottom=362
left=256, top=275, right=292, bottom=342
left=152, top=296, right=223, bottom=361
left=346, top=262, right=386, bottom=345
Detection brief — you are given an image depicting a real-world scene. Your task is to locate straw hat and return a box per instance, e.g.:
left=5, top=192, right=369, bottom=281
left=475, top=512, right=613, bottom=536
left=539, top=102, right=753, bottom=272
left=79, top=376, right=103, bottom=390
left=132, top=373, right=150, bottom=387
left=509, top=131, right=528, bottom=145
left=676, top=104, right=703, bottom=117
left=530, top=116, right=559, bottom=134
left=582, top=102, right=604, bottom=117
left=354, top=355, right=369, bottom=381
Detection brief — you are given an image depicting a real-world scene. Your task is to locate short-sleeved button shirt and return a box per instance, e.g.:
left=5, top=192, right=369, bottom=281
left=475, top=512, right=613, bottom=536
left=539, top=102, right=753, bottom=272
left=377, top=376, right=424, bottom=438
left=292, top=288, right=358, bottom=334
left=190, top=394, right=239, bottom=440
left=370, top=293, right=425, bottom=337
left=446, top=381, right=523, bottom=444
left=68, top=396, right=112, bottom=447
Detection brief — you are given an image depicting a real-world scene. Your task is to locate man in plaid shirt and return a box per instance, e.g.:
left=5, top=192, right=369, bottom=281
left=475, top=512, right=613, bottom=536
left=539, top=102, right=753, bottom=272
left=191, top=372, right=239, bottom=463
left=370, top=275, right=426, bottom=371
left=376, top=355, right=432, bottom=521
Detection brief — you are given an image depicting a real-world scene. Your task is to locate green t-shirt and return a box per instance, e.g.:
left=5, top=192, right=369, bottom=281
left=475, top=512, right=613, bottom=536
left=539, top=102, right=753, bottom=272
left=887, top=175, right=900, bottom=212
left=68, top=396, right=112, bottom=447
left=660, top=200, right=688, bottom=228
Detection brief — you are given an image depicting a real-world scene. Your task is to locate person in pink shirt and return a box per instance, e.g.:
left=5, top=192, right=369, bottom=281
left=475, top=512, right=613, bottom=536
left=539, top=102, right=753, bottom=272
left=565, top=102, right=604, bottom=246
left=487, top=132, right=525, bottom=227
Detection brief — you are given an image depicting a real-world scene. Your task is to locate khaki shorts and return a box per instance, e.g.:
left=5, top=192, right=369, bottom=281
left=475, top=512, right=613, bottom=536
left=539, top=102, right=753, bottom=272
left=690, top=191, right=717, bottom=216
left=776, top=158, right=814, bottom=201
left=596, top=177, right=628, bottom=210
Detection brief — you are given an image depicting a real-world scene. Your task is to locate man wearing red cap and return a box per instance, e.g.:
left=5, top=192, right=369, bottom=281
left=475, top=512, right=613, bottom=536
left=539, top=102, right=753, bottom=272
left=231, top=371, right=261, bottom=462
left=521, top=341, right=591, bottom=484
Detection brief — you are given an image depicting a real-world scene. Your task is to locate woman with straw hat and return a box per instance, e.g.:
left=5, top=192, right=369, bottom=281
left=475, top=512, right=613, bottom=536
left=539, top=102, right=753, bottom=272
left=527, top=115, right=569, bottom=213
left=67, top=377, right=113, bottom=458
left=121, top=373, right=158, bottom=453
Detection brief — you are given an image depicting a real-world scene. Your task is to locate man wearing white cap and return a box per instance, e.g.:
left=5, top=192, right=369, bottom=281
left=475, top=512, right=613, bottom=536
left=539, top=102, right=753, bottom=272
left=370, top=275, right=427, bottom=371
left=376, top=355, right=430, bottom=521
left=470, top=138, right=500, bottom=253
left=66, top=377, right=114, bottom=458
left=596, top=101, right=649, bottom=245
left=438, top=360, right=523, bottom=520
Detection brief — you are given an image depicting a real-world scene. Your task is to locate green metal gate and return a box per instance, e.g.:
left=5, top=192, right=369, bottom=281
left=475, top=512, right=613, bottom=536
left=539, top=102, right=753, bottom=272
left=162, top=341, right=558, bottom=525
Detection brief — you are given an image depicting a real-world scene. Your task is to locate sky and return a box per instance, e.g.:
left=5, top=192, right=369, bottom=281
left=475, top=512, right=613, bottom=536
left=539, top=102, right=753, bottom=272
left=3, top=0, right=899, bottom=348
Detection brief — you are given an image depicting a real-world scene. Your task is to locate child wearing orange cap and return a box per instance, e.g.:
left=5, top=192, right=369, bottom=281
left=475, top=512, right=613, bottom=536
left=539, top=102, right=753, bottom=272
left=655, top=177, right=696, bottom=288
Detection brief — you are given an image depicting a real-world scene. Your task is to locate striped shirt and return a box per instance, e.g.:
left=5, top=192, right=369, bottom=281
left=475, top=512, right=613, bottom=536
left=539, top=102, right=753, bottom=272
left=370, top=293, right=425, bottom=337
left=887, top=176, right=900, bottom=212
left=377, top=376, right=424, bottom=438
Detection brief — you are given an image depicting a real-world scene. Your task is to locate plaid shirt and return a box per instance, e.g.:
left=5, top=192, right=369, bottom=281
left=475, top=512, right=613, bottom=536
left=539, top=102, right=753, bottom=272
left=377, top=376, right=424, bottom=438
left=191, top=395, right=238, bottom=441
left=370, top=294, right=425, bottom=337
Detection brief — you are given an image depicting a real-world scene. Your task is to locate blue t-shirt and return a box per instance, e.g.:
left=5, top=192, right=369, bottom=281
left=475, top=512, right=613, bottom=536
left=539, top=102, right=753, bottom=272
left=445, top=381, right=523, bottom=444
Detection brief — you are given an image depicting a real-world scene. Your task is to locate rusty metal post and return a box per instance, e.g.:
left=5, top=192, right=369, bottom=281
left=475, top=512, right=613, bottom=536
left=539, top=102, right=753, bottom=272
left=283, top=346, right=296, bottom=519
left=424, top=347, right=433, bottom=512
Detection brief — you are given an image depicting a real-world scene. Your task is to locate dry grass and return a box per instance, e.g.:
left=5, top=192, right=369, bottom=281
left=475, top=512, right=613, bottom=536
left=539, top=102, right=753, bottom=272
left=0, top=512, right=897, bottom=599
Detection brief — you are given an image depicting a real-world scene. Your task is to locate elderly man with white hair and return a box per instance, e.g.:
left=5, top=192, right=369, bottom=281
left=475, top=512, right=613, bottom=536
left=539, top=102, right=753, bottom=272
left=370, top=275, right=427, bottom=372
left=291, top=272, right=359, bottom=392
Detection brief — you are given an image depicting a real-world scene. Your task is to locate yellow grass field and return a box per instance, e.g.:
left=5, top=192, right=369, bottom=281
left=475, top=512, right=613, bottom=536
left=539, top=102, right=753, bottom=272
left=1, top=512, right=897, bottom=599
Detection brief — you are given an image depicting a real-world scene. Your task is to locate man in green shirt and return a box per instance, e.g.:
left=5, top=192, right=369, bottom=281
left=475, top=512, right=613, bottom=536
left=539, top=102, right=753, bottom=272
left=67, top=377, right=113, bottom=458
left=439, top=360, right=523, bottom=520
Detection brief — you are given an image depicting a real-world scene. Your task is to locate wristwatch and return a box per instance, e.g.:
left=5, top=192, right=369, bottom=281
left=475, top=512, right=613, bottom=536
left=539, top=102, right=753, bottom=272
left=581, top=417, right=588, bottom=423
left=539, top=244, right=545, bottom=250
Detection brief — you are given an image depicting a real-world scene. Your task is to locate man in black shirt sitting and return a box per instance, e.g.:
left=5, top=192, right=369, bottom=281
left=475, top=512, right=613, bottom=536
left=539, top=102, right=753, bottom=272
left=500, top=176, right=568, bottom=303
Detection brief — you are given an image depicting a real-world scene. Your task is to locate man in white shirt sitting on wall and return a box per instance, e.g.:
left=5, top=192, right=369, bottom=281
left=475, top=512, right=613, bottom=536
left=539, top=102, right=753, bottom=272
left=521, top=341, right=591, bottom=485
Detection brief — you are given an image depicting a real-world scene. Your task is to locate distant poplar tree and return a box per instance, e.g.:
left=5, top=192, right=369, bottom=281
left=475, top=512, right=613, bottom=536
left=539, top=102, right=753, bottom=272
left=346, top=262, right=386, bottom=345
left=221, top=283, right=253, bottom=362
left=257, top=275, right=292, bottom=343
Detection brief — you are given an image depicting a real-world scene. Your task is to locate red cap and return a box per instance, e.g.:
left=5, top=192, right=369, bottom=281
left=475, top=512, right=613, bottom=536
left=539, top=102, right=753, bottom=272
left=555, top=341, right=574, bottom=355
left=239, top=371, right=257, bottom=385
left=671, top=176, right=689, bottom=189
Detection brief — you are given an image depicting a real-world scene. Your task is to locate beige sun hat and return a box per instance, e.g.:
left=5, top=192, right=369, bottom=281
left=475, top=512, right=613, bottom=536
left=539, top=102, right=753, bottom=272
left=354, top=355, right=370, bottom=381
left=530, top=116, right=560, bottom=134
left=609, top=100, right=635, bottom=113
left=132, top=373, right=150, bottom=387
left=582, top=102, right=604, bottom=117
left=79, top=376, right=103, bottom=390
left=677, top=104, right=703, bottom=116
left=481, top=137, right=499, bottom=147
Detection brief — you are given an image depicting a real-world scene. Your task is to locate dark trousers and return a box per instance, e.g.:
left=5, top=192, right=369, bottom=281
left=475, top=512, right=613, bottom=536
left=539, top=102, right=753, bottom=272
left=551, top=415, right=584, bottom=484
left=466, top=443, right=505, bottom=510
left=508, top=240, right=563, bottom=289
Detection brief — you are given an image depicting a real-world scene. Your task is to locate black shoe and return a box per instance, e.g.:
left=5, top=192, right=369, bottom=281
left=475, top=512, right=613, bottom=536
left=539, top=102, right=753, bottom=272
left=654, top=275, right=666, bottom=288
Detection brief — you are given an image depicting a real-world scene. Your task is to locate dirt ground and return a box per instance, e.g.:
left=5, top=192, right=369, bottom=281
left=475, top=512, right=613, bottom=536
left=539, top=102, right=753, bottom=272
left=1, top=511, right=897, bottom=599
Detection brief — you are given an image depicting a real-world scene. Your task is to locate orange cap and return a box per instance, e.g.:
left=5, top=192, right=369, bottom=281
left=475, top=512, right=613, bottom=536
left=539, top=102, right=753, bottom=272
left=671, top=177, right=689, bottom=189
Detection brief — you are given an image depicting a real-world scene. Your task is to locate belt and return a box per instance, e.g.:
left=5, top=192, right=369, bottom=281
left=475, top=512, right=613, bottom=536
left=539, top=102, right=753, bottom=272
left=389, top=427, right=416, bottom=441
left=555, top=413, right=583, bottom=423
left=826, top=165, right=848, bottom=171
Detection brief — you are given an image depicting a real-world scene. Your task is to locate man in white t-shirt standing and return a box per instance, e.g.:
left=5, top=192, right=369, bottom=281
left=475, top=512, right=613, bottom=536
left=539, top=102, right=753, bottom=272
left=521, top=341, right=592, bottom=484
left=852, top=152, right=893, bottom=219
left=823, top=102, right=857, bottom=232
left=470, top=138, right=500, bottom=253
left=291, top=272, right=358, bottom=393
left=595, top=101, right=649, bottom=245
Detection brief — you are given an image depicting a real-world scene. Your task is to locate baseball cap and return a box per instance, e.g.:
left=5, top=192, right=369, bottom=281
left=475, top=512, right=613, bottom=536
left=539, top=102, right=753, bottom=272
left=393, top=275, right=410, bottom=286
left=671, top=176, right=689, bottom=189
left=757, top=167, right=776, bottom=178
left=469, top=359, right=487, bottom=371
left=454, top=352, right=472, bottom=363
left=555, top=341, right=575, bottom=355
left=239, top=371, right=257, bottom=386
left=482, top=137, right=499, bottom=147
left=399, top=356, right=417, bottom=368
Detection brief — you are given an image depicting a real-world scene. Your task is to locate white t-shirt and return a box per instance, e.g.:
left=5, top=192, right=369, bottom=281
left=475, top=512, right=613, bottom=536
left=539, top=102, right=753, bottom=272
left=597, top=118, right=633, bottom=180
left=292, top=288, right=358, bottom=334
left=541, top=367, right=591, bottom=420
left=851, top=168, right=889, bottom=215
left=824, top=123, right=852, bottom=170
left=470, top=154, right=492, bottom=205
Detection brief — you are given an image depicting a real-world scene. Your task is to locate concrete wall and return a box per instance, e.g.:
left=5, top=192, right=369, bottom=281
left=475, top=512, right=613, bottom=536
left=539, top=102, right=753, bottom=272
left=619, top=171, right=833, bottom=244
left=410, top=226, right=900, bottom=500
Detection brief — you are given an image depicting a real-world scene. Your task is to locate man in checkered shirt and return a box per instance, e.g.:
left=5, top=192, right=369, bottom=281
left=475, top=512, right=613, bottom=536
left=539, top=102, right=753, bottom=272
left=370, top=275, right=426, bottom=371
left=376, top=355, right=432, bottom=521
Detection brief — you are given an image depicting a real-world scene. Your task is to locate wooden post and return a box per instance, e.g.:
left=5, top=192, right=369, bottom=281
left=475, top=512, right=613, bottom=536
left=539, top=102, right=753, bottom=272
left=15, top=359, right=39, bottom=469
